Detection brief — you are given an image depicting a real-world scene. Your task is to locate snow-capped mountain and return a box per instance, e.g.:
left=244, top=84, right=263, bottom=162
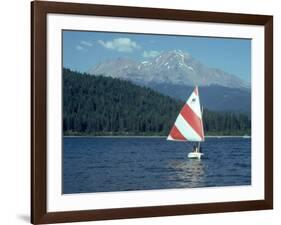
left=87, top=50, right=251, bottom=113
left=88, top=50, right=250, bottom=89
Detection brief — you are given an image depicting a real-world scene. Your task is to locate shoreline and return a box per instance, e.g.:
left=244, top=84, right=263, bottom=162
left=64, top=135, right=251, bottom=138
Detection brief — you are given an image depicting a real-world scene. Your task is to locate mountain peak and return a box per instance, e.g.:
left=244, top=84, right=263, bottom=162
left=88, top=50, right=249, bottom=89
left=168, top=49, right=189, bottom=56
left=154, top=50, right=191, bottom=63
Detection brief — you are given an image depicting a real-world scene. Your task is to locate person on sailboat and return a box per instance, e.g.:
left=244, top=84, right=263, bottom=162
left=192, top=145, right=197, bottom=152
left=193, top=143, right=202, bottom=153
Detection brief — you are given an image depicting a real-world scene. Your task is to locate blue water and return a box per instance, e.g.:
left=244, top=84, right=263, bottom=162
left=63, top=137, right=251, bottom=194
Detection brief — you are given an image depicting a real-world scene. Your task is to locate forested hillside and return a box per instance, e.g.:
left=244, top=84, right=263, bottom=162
left=63, top=69, right=251, bottom=136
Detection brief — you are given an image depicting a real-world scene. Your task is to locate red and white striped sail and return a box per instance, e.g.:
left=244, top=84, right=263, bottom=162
left=167, top=86, right=205, bottom=142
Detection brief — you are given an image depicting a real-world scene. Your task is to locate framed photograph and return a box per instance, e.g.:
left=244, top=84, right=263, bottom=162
left=31, top=1, right=273, bottom=224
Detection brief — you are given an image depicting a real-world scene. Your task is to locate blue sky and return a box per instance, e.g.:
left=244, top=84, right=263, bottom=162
left=63, top=30, right=251, bottom=82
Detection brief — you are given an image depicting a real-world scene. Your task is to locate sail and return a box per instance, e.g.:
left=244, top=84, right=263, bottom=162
left=167, top=86, right=205, bottom=142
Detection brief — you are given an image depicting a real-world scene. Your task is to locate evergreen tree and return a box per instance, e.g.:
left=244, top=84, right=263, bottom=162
left=63, top=68, right=251, bottom=136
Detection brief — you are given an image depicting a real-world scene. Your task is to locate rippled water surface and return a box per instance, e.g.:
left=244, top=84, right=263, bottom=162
left=63, top=137, right=251, bottom=194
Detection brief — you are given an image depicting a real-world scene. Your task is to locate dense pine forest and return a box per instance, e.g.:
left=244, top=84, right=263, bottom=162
left=63, top=68, right=251, bottom=136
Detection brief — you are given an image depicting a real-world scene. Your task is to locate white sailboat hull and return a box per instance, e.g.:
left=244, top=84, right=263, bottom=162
left=188, top=152, right=204, bottom=159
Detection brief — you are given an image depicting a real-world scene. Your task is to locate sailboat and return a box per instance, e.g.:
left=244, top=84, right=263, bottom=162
left=167, top=86, right=205, bottom=159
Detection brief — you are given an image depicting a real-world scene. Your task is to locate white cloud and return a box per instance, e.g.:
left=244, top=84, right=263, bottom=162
left=81, top=41, right=93, bottom=47
left=98, top=38, right=140, bottom=52
left=142, top=50, right=160, bottom=58
left=76, top=41, right=93, bottom=51
left=76, top=45, right=84, bottom=51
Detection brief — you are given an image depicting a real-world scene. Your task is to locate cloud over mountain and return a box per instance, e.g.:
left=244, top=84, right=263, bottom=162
left=98, top=38, right=140, bottom=52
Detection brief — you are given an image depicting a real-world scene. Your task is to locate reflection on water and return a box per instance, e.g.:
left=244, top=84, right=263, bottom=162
left=168, top=159, right=205, bottom=188
left=63, top=137, right=251, bottom=194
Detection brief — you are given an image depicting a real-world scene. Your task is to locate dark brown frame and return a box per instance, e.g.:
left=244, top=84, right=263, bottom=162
left=31, top=1, right=273, bottom=224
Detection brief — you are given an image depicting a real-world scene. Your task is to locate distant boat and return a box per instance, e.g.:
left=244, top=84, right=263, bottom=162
left=167, top=86, right=205, bottom=159
left=243, top=135, right=251, bottom=139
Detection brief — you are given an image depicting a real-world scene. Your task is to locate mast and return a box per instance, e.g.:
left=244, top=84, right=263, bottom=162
left=197, top=105, right=204, bottom=152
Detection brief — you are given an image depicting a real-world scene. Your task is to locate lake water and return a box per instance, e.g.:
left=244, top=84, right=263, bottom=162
left=63, top=137, right=251, bottom=194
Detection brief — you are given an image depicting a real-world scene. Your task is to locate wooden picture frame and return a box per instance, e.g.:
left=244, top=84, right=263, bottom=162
left=31, top=1, right=273, bottom=224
